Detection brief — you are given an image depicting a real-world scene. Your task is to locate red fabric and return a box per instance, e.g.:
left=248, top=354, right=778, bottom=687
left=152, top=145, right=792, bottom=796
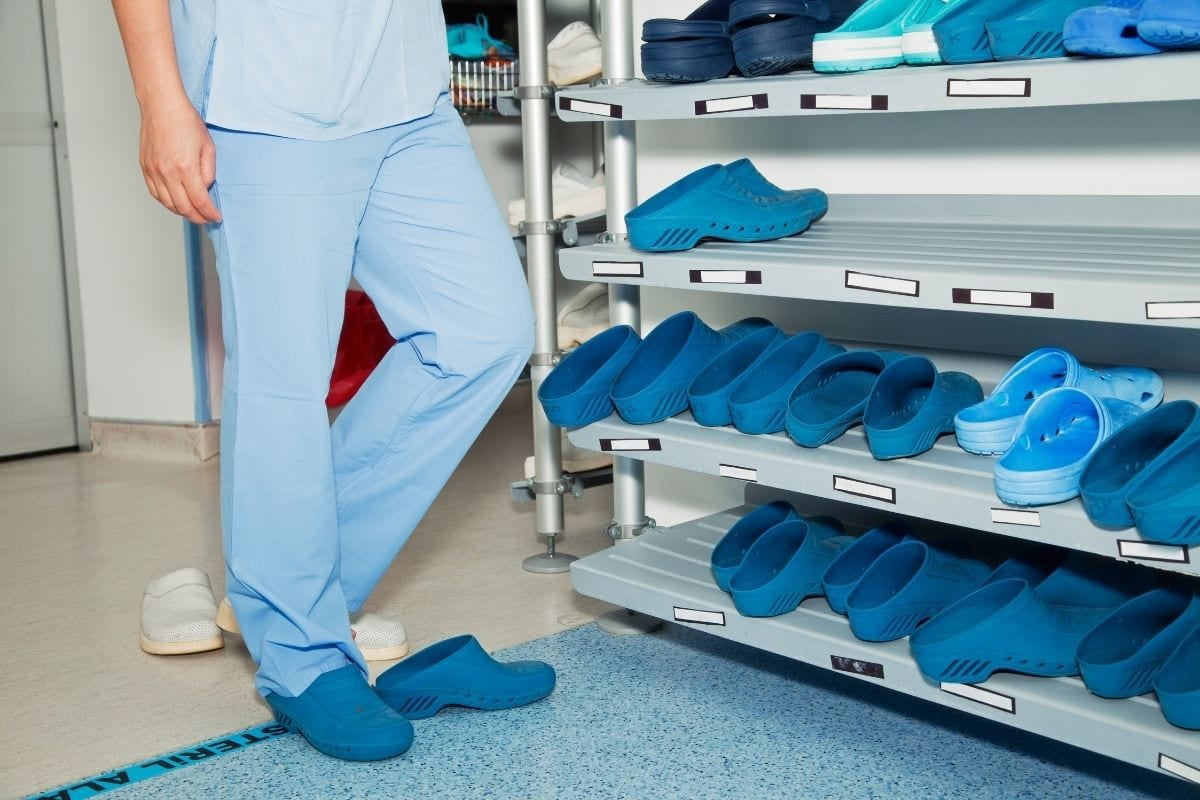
left=326, top=290, right=395, bottom=408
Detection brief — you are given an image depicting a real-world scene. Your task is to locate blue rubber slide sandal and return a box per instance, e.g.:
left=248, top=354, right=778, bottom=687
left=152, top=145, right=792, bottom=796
left=900, top=0, right=969, bottom=64
left=953, top=346, right=1163, bottom=455
left=845, top=541, right=991, bottom=642
left=728, top=0, right=845, bottom=77
left=711, top=501, right=800, bottom=591
left=730, top=516, right=853, bottom=617
left=1155, top=623, right=1200, bottom=730
left=642, top=0, right=736, bottom=82
left=725, top=158, right=830, bottom=222
left=1139, top=0, right=1200, bottom=49
left=537, top=325, right=641, bottom=427
left=1079, top=400, right=1200, bottom=528
left=785, top=349, right=907, bottom=448
left=821, top=521, right=914, bottom=615
left=375, top=635, right=556, bottom=720
left=1077, top=588, right=1200, bottom=699
left=626, top=164, right=815, bottom=253
left=1064, top=1, right=1163, bottom=56
left=1127, top=436, right=1200, bottom=546
left=729, top=332, right=845, bottom=434
left=266, top=665, right=414, bottom=761
left=864, top=356, right=983, bottom=460
left=985, top=0, right=1095, bottom=60
left=812, top=0, right=913, bottom=72
left=689, top=325, right=786, bottom=427
left=612, top=312, right=773, bottom=424
left=932, top=0, right=1028, bottom=63
left=994, top=387, right=1146, bottom=507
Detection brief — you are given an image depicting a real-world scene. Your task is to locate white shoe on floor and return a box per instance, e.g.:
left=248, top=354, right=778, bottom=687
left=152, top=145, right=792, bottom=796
left=216, top=597, right=410, bottom=662
left=558, top=282, right=609, bottom=348
left=507, top=162, right=606, bottom=227
left=525, top=431, right=613, bottom=479
left=140, top=568, right=224, bottom=656
left=547, top=21, right=603, bottom=86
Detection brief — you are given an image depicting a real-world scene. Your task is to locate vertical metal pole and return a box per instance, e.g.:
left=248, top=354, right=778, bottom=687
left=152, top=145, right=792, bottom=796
left=518, top=0, right=575, bottom=573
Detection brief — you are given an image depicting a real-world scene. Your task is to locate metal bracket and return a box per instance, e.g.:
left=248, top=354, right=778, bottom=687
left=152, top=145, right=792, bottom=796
left=607, top=516, right=657, bottom=540
left=515, top=84, right=555, bottom=100
left=529, top=351, right=564, bottom=368
left=592, top=77, right=634, bottom=87
left=510, top=474, right=585, bottom=503
left=596, top=230, right=629, bottom=245
left=518, top=219, right=563, bottom=235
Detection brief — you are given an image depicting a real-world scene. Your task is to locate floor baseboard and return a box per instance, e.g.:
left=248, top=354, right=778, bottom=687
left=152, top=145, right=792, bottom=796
left=89, top=419, right=220, bottom=462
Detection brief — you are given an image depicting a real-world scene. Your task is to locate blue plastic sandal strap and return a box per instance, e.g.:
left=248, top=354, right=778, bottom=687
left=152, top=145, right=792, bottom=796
left=729, top=0, right=832, bottom=28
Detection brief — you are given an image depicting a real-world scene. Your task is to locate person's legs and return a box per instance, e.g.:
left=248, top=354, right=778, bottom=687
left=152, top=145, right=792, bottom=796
left=330, top=99, right=535, bottom=609
left=207, top=125, right=390, bottom=697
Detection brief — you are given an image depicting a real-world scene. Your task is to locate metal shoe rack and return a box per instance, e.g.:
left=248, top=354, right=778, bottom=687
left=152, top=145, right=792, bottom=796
left=546, top=0, right=1200, bottom=785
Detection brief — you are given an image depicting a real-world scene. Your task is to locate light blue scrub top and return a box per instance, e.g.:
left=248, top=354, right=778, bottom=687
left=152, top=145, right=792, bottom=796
left=171, top=0, right=451, bottom=140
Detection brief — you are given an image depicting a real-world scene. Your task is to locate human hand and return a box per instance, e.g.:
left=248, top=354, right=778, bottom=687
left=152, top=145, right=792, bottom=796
left=138, top=94, right=222, bottom=225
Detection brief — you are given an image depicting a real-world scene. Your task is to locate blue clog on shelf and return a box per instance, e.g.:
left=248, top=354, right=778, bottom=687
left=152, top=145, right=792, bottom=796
left=711, top=501, right=801, bottom=592
left=821, top=521, right=914, bottom=615
left=1127, top=436, right=1200, bottom=546
left=537, top=325, right=641, bottom=427
left=1155, top=622, right=1200, bottom=730
left=983, top=0, right=1095, bottom=60
left=864, top=355, right=983, bottom=460
left=785, top=349, right=907, bottom=448
left=375, top=635, right=556, bottom=720
left=689, top=325, right=787, bottom=427
left=1064, top=0, right=1164, bottom=57
left=730, top=516, right=853, bottom=617
left=642, top=0, right=737, bottom=82
left=932, top=0, right=1028, bottom=63
left=729, top=331, right=844, bottom=435
left=1139, top=0, right=1200, bottom=49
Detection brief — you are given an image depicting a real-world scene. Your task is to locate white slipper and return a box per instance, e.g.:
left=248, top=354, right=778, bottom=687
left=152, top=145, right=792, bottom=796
left=216, top=597, right=410, bottom=662
left=524, top=430, right=613, bottom=479
left=507, top=162, right=606, bottom=227
left=557, top=282, right=609, bottom=348
left=547, top=21, right=603, bottom=86
left=140, top=568, right=224, bottom=655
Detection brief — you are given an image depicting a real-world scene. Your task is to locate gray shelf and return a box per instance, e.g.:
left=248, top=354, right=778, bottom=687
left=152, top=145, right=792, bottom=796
left=567, top=411, right=1200, bottom=577
left=570, top=507, right=1200, bottom=784
left=559, top=217, right=1200, bottom=329
left=557, top=52, right=1200, bottom=122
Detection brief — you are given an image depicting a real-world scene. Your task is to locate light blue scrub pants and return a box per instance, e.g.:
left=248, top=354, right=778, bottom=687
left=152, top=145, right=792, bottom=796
left=206, top=99, right=534, bottom=698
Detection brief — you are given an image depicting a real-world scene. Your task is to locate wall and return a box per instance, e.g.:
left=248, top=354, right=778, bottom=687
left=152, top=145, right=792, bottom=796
left=630, top=1, right=1200, bottom=527
left=53, top=2, right=197, bottom=423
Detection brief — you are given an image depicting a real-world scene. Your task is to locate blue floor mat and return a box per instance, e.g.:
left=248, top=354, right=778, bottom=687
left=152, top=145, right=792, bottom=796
left=35, top=624, right=1195, bottom=799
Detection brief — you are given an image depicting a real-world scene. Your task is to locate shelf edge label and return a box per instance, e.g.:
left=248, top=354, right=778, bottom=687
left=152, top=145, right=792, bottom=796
left=599, top=438, right=662, bottom=452
left=718, top=464, right=758, bottom=482
left=940, top=683, right=1016, bottom=714
left=1117, top=540, right=1190, bottom=564
left=946, top=78, right=1032, bottom=98
left=558, top=96, right=622, bottom=118
left=694, top=93, right=769, bottom=116
left=801, top=93, right=888, bottom=111
left=593, top=260, right=644, bottom=278
left=831, top=655, right=885, bottom=680
left=833, top=475, right=896, bottom=504
left=990, top=508, right=1041, bottom=527
left=1159, top=754, right=1200, bottom=785
left=953, top=288, right=1054, bottom=309
left=1146, top=301, right=1200, bottom=320
left=689, top=269, right=763, bottom=285
left=845, top=270, right=919, bottom=297
left=674, top=607, right=726, bottom=626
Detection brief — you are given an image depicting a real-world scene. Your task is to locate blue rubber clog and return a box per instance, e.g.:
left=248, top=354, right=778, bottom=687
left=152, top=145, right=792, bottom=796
left=984, top=0, right=1094, bottom=60
left=1139, top=0, right=1200, bottom=48
left=900, top=0, right=970, bottom=64
left=845, top=541, right=991, bottom=642
left=1127, top=436, right=1200, bottom=546
left=730, top=516, right=853, bottom=617
left=711, top=501, right=801, bottom=592
left=864, top=356, right=983, bottom=460
left=954, top=346, right=1163, bottom=456
left=626, top=165, right=815, bottom=253
left=729, top=332, right=845, bottom=435
left=537, top=325, right=641, bottom=427
left=728, top=0, right=847, bottom=77
left=1079, top=400, right=1200, bottom=528
left=266, top=665, right=414, bottom=761
left=994, top=387, right=1146, bottom=507
left=1155, top=623, right=1200, bottom=730
left=612, top=312, right=773, bottom=424
left=689, top=325, right=787, bottom=427
left=812, top=0, right=914, bottom=72
left=447, top=14, right=515, bottom=59
left=375, top=635, right=556, bottom=720
left=821, top=521, right=915, bottom=615
left=642, top=0, right=736, bottom=82
left=726, top=159, right=830, bottom=221
left=932, top=0, right=1028, bottom=63
left=1065, top=1, right=1164, bottom=56
left=1077, top=588, right=1200, bottom=699
left=785, top=350, right=907, bottom=448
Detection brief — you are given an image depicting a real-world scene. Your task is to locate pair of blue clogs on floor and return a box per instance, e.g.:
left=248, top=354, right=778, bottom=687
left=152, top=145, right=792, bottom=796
left=266, top=635, right=556, bottom=761
left=626, top=160, right=828, bottom=253
left=953, top=347, right=1165, bottom=508
left=787, top=350, right=983, bottom=460
left=642, top=0, right=866, bottom=82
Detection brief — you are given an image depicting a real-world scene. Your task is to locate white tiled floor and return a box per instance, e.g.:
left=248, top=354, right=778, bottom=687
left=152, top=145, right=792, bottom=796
left=0, top=388, right=615, bottom=799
